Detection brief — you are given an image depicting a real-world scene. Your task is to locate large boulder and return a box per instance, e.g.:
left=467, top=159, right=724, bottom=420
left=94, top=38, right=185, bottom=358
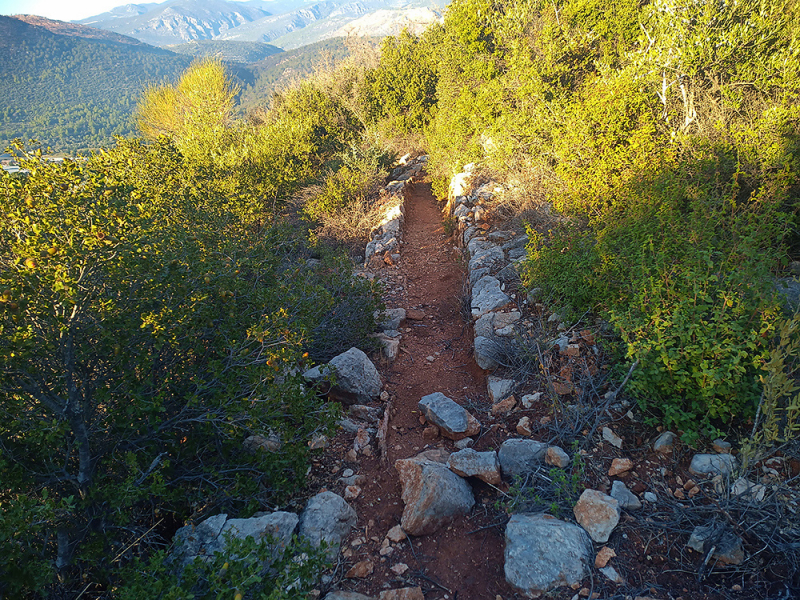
left=498, top=439, right=548, bottom=478
left=172, top=511, right=298, bottom=566
left=395, top=450, right=475, bottom=536
left=505, top=513, right=592, bottom=598
left=299, top=491, right=357, bottom=559
left=418, top=392, right=481, bottom=440
left=304, top=347, right=381, bottom=405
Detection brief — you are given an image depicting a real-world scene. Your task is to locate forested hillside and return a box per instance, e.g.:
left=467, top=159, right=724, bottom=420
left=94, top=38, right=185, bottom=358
left=167, top=39, right=283, bottom=63
left=0, top=16, right=192, bottom=152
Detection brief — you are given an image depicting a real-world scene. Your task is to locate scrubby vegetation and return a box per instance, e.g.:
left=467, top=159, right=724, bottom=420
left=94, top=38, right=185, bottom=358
left=358, top=0, right=800, bottom=441
left=1, top=57, right=385, bottom=597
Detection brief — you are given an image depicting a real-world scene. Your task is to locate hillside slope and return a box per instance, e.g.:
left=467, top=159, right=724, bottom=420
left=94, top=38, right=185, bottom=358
left=0, top=15, right=192, bottom=152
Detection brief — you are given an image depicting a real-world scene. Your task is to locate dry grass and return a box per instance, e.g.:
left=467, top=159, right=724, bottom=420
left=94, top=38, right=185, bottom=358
left=297, top=185, right=396, bottom=251
left=484, top=164, right=564, bottom=231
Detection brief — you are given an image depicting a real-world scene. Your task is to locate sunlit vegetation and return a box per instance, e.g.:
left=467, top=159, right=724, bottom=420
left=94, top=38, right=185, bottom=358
left=359, top=0, right=800, bottom=439
left=1, top=57, right=384, bottom=597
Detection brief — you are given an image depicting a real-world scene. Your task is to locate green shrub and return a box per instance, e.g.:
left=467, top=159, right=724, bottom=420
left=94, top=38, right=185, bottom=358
left=0, top=138, right=378, bottom=595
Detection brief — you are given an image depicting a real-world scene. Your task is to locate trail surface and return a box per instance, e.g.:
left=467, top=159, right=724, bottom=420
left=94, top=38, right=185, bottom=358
left=311, top=180, right=516, bottom=598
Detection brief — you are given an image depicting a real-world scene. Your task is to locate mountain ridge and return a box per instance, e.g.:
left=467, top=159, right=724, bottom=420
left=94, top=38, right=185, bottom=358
left=75, top=0, right=448, bottom=49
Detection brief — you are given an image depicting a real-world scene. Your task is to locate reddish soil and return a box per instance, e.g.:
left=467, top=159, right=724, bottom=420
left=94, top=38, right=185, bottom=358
left=307, top=180, right=517, bottom=599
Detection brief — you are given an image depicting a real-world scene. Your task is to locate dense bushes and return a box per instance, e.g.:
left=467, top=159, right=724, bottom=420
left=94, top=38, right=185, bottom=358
left=0, top=56, right=380, bottom=597
left=355, top=0, right=800, bottom=438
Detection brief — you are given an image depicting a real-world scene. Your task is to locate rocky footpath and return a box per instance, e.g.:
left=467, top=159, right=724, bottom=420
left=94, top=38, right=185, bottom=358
left=165, top=157, right=798, bottom=600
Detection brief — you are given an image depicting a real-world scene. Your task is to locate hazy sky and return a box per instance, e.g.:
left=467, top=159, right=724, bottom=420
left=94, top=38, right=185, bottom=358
left=0, top=0, right=136, bottom=21
left=0, top=0, right=254, bottom=22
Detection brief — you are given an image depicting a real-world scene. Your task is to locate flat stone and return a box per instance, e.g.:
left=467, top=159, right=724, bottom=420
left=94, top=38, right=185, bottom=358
left=610, top=480, right=642, bottom=510
left=493, top=311, right=521, bottom=330
left=731, top=477, right=766, bottom=502
left=378, top=335, right=401, bottom=361
left=600, top=565, right=624, bottom=584
left=516, top=416, right=533, bottom=436
left=608, top=458, right=633, bottom=477
left=418, top=392, right=481, bottom=440
left=653, top=431, right=677, bottom=454
left=573, top=489, right=621, bottom=543
left=687, top=524, right=744, bottom=565
left=172, top=511, right=298, bottom=567
left=448, top=448, right=502, bottom=485
left=346, top=560, right=374, bottom=578
left=491, top=395, right=517, bottom=415
left=390, top=562, right=409, bottom=575
left=243, top=432, right=282, bottom=453
left=299, top=491, right=357, bottom=559
left=504, top=513, right=592, bottom=598
left=349, top=405, right=382, bottom=424
left=474, top=313, right=495, bottom=338
left=387, top=525, right=407, bottom=543
left=344, top=485, right=362, bottom=500
left=395, top=451, right=475, bottom=536
left=545, top=446, right=571, bottom=468
left=520, top=392, right=542, bottom=409
left=324, top=592, right=376, bottom=600
left=498, top=439, right=548, bottom=478
left=488, top=376, right=516, bottom=403
left=469, top=245, right=505, bottom=274
left=595, top=546, right=616, bottom=568
left=712, top=438, right=732, bottom=454
left=471, top=276, right=512, bottom=317
left=377, top=308, right=406, bottom=331
left=689, top=453, right=737, bottom=477
left=643, top=492, right=657, bottom=503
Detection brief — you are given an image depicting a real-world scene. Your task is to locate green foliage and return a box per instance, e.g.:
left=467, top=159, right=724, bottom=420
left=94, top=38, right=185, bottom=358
left=0, top=15, right=192, bottom=152
left=362, top=31, right=438, bottom=135
left=0, top=133, right=379, bottom=595
left=119, top=534, right=330, bottom=600
left=357, top=0, right=800, bottom=439
left=741, top=313, right=800, bottom=468
left=135, top=58, right=239, bottom=161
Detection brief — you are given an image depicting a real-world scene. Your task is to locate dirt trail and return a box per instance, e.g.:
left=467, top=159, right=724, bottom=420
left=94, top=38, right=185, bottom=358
left=313, top=181, right=517, bottom=598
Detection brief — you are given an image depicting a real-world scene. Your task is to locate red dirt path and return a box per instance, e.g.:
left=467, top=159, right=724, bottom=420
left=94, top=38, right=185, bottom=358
left=308, top=180, right=520, bottom=599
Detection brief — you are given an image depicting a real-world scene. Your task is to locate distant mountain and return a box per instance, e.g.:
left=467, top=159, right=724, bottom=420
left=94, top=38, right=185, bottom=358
left=0, top=15, right=192, bottom=152
left=167, top=39, right=283, bottom=63
left=77, top=0, right=450, bottom=49
left=76, top=0, right=272, bottom=47
left=12, top=14, right=149, bottom=46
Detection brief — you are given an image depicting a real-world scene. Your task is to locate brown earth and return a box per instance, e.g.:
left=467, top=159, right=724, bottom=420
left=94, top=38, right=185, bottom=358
left=307, top=180, right=518, bottom=599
